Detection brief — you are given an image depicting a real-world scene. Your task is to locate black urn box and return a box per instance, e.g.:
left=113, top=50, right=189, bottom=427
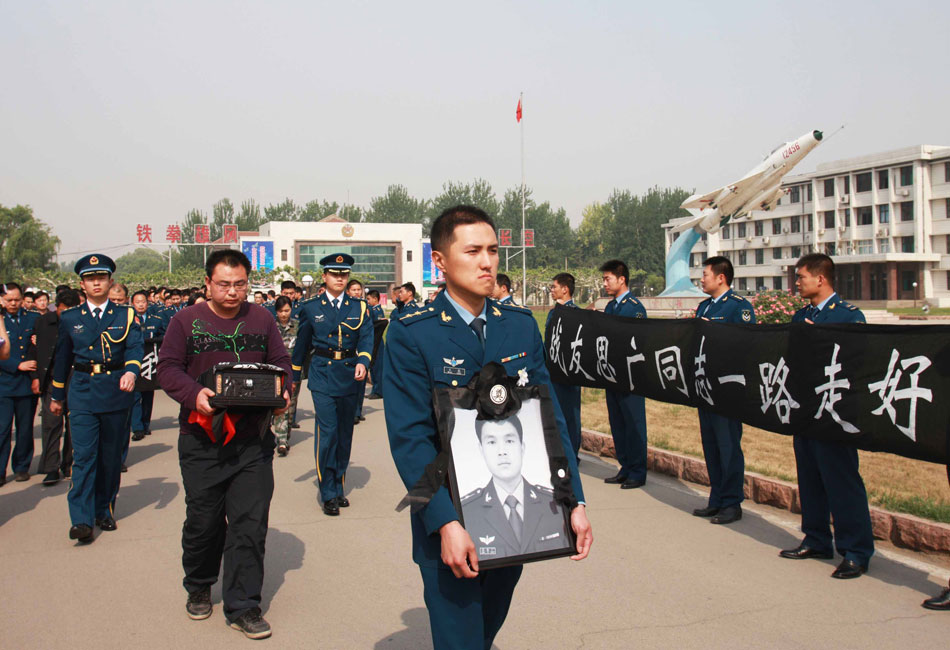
left=203, top=362, right=286, bottom=408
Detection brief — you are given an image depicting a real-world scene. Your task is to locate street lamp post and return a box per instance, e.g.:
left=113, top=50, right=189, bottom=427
left=302, top=274, right=314, bottom=299
left=912, top=281, right=918, bottom=309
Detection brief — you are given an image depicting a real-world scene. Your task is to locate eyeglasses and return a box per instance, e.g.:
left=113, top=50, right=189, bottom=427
left=211, top=280, right=249, bottom=291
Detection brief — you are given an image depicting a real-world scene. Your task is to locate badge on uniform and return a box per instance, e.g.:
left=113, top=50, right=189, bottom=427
left=73, top=324, right=85, bottom=333
left=442, top=357, right=466, bottom=376
left=741, top=309, right=752, bottom=322
left=423, top=362, right=578, bottom=569
left=314, top=314, right=325, bottom=322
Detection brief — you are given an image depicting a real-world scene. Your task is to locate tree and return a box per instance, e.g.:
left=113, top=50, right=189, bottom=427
left=364, top=185, right=428, bottom=225
left=298, top=199, right=340, bottom=222
left=0, top=204, right=60, bottom=277
left=573, top=202, right=610, bottom=264
left=176, top=208, right=209, bottom=269
left=264, top=198, right=299, bottom=222
left=114, top=248, right=168, bottom=275
left=424, top=179, right=500, bottom=235
left=498, top=188, right=574, bottom=268
left=604, top=186, right=691, bottom=277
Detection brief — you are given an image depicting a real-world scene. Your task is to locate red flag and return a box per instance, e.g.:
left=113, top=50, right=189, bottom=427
left=516, top=98, right=522, bottom=123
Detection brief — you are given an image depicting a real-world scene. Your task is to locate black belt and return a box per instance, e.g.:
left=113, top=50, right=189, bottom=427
left=313, top=348, right=357, bottom=361
left=73, top=360, right=125, bottom=374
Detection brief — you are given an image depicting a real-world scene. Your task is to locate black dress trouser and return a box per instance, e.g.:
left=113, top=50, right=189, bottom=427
left=178, top=431, right=275, bottom=621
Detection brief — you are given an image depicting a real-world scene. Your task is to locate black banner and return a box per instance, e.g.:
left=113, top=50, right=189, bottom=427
left=135, top=338, right=162, bottom=392
left=544, top=306, right=950, bottom=465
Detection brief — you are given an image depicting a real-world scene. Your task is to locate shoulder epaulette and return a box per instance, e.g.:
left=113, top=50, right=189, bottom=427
left=399, top=306, right=438, bottom=323
left=845, top=302, right=858, bottom=311
left=62, top=304, right=82, bottom=315
left=497, top=301, right=531, bottom=315
left=460, top=488, right=483, bottom=505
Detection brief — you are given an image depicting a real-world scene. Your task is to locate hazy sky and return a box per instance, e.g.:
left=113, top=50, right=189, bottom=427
left=2, top=1, right=949, bottom=262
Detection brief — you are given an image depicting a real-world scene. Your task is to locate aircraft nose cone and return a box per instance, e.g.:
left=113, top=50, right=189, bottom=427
left=813, top=130, right=823, bottom=141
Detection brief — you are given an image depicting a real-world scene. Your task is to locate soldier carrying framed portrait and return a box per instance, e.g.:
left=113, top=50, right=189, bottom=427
left=431, top=362, right=578, bottom=570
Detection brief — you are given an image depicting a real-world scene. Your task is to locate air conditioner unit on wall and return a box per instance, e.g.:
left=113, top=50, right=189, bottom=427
left=840, top=195, right=850, bottom=203
left=838, top=226, right=846, bottom=233
left=818, top=229, right=825, bottom=235
left=782, top=228, right=789, bottom=234
left=898, top=189, right=910, bottom=197
left=763, top=237, right=770, bottom=245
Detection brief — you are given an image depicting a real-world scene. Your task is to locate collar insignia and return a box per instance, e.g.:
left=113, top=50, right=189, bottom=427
left=491, top=306, right=501, bottom=317
left=440, top=311, right=452, bottom=322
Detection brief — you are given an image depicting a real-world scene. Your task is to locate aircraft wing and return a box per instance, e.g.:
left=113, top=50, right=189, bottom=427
left=682, top=168, right=771, bottom=211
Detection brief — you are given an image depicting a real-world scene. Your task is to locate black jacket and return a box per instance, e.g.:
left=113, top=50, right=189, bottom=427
left=31, top=310, right=60, bottom=392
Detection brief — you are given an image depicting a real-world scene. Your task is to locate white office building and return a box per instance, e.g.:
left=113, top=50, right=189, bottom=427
left=239, top=215, right=425, bottom=295
left=663, top=145, right=950, bottom=305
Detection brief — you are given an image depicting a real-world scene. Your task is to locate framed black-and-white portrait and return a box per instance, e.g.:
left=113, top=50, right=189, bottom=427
left=433, top=365, right=577, bottom=570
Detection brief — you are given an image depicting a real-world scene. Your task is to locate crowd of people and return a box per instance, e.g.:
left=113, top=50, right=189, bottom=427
left=2, top=204, right=948, bottom=646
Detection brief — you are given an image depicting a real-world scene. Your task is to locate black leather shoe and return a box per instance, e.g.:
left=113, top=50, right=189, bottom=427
left=14, top=471, right=29, bottom=482
left=69, top=524, right=94, bottom=542
left=620, top=478, right=645, bottom=490
left=337, top=496, right=350, bottom=508
left=277, top=444, right=288, bottom=457
left=922, top=587, right=950, bottom=610
left=353, top=417, right=360, bottom=425
left=291, top=422, right=301, bottom=428
left=779, top=544, right=834, bottom=560
left=322, top=500, right=340, bottom=516
left=120, top=464, right=128, bottom=473
left=831, top=558, right=867, bottom=579
left=358, top=415, right=366, bottom=421
left=711, top=506, right=742, bottom=525
left=604, top=472, right=628, bottom=484
left=96, top=516, right=117, bottom=531
left=692, top=506, right=720, bottom=517
left=42, top=471, right=61, bottom=486
left=131, top=431, right=145, bottom=441
left=0, top=476, right=6, bottom=487
left=367, top=393, right=382, bottom=400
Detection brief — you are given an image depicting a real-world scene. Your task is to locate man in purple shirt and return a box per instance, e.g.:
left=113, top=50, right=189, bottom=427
left=157, top=249, right=291, bottom=640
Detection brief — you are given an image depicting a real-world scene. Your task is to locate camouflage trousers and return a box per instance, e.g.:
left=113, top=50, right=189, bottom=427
left=273, top=383, right=301, bottom=447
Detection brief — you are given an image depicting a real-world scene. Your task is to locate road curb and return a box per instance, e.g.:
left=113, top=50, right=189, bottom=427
left=581, top=427, right=950, bottom=556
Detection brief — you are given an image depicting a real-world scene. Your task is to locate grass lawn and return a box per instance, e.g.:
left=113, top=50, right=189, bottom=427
left=888, top=307, right=950, bottom=316
left=531, top=308, right=950, bottom=523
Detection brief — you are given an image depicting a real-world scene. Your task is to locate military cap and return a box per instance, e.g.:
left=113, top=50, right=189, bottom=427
left=74, top=253, right=116, bottom=277
left=320, top=253, right=354, bottom=272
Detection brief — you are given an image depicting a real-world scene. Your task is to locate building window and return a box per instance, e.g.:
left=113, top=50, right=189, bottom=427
left=280, top=249, right=288, bottom=262
left=946, top=198, right=950, bottom=218
left=879, top=239, right=890, bottom=253
left=737, top=223, right=747, bottom=238
left=789, top=186, right=800, bottom=203
left=856, top=172, right=872, bottom=193
left=407, top=250, right=413, bottom=262
left=805, top=214, right=813, bottom=231
left=901, top=236, right=915, bottom=253
left=900, top=165, right=913, bottom=186
left=824, top=211, right=835, bottom=228
left=774, top=276, right=783, bottom=291
left=826, top=242, right=837, bottom=255
left=772, top=247, right=783, bottom=260
left=772, top=218, right=782, bottom=235
left=791, top=246, right=802, bottom=258
left=806, top=185, right=813, bottom=202
left=738, top=278, right=747, bottom=291
left=690, top=253, right=696, bottom=267
left=878, top=204, right=890, bottom=223
left=857, top=206, right=873, bottom=226
left=721, top=225, right=730, bottom=239
left=754, top=221, right=764, bottom=236
left=755, top=277, right=765, bottom=291
left=842, top=209, right=850, bottom=227
left=878, top=169, right=889, bottom=189
left=946, top=234, right=950, bottom=252
left=754, top=249, right=764, bottom=264
left=790, top=216, right=801, bottom=233
left=738, top=251, right=747, bottom=265
left=842, top=176, right=851, bottom=194
left=298, top=244, right=398, bottom=284
left=945, top=161, right=950, bottom=183
left=824, top=178, right=835, bottom=197
left=856, top=239, right=873, bottom=254
left=900, top=201, right=914, bottom=221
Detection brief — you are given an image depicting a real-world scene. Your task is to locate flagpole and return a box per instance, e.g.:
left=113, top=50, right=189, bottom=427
left=520, top=91, right=526, bottom=305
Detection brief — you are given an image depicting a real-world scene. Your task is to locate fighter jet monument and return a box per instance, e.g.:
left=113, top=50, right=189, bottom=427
left=661, top=129, right=825, bottom=296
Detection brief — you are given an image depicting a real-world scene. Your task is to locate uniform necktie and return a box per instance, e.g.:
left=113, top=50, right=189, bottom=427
left=505, top=495, right=522, bottom=543
left=469, top=317, right=485, bottom=349
left=93, top=307, right=102, bottom=320
left=335, top=297, right=342, bottom=311
left=807, top=305, right=818, bottom=321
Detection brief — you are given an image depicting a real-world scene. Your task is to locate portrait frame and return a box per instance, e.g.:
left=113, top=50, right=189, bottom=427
left=433, top=382, right=577, bottom=570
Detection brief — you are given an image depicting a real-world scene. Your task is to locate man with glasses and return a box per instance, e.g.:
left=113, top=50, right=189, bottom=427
left=292, top=253, right=373, bottom=516
left=157, top=249, right=291, bottom=639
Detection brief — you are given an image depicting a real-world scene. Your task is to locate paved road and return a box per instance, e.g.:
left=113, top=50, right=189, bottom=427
left=2, top=390, right=948, bottom=649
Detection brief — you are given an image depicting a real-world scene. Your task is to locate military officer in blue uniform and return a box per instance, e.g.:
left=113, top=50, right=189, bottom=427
left=292, top=253, right=373, bottom=516
left=366, top=289, right=386, bottom=400
left=693, top=256, right=755, bottom=525
left=130, top=290, right=166, bottom=441
left=49, top=254, right=143, bottom=543
left=0, top=282, right=40, bottom=484
left=394, top=282, right=421, bottom=316
left=599, top=259, right=649, bottom=490
left=545, top=272, right=582, bottom=461
left=385, top=206, right=592, bottom=650
left=779, top=253, right=873, bottom=580
left=493, top=273, right=516, bottom=305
